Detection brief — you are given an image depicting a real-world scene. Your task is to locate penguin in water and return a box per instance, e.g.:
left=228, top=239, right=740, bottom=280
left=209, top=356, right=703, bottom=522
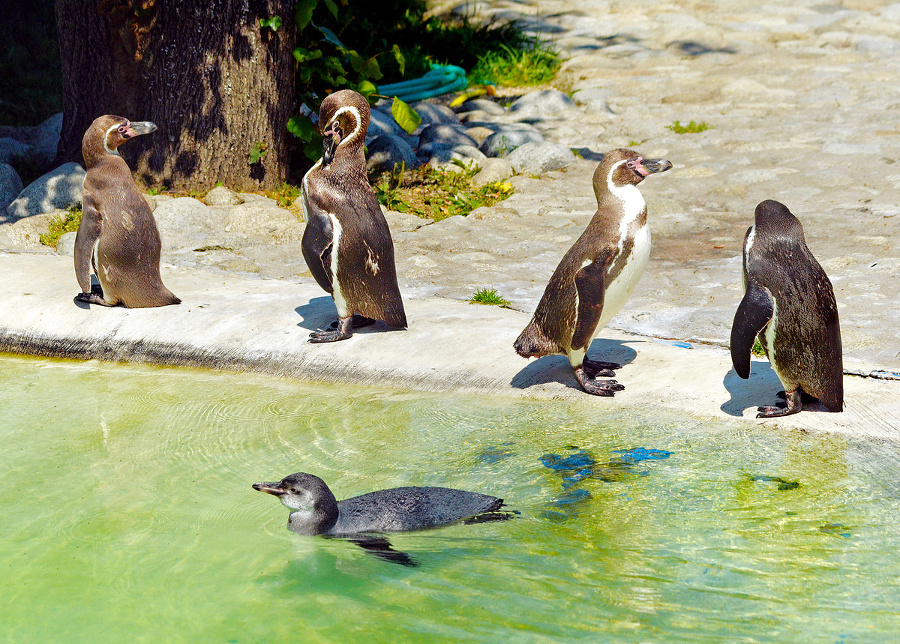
left=300, top=90, right=407, bottom=342
left=74, top=115, right=180, bottom=308
left=253, top=472, right=513, bottom=566
left=731, top=200, right=843, bottom=417
left=514, top=149, right=672, bottom=396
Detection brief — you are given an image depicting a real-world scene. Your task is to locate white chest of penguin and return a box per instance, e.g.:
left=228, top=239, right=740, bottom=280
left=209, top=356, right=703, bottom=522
left=597, top=185, right=651, bottom=330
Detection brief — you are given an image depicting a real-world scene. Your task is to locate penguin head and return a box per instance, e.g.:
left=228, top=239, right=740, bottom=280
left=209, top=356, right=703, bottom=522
left=754, top=199, right=804, bottom=237
left=318, top=90, right=370, bottom=166
left=83, top=115, right=157, bottom=167
left=253, top=472, right=340, bottom=534
left=592, top=148, right=672, bottom=201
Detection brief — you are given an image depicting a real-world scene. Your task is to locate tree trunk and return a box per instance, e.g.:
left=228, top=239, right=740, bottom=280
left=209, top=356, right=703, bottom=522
left=56, top=0, right=296, bottom=191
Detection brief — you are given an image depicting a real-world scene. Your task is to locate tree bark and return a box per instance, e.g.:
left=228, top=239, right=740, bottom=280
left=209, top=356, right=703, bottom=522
left=56, top=0, right=296, bottom=191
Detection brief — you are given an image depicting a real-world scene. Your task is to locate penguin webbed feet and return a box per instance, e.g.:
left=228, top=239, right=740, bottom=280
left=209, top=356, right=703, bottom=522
left=583, top=357, right=621, bottom=378
left=574, top=365, right=625, bottom=397
left=757, top=389, right=803, bottom=418
left=74, top=290, right=113, bottom=307
left=329, top=314, right=376, bottom=330
left=309, top=316, right=354, bottom=343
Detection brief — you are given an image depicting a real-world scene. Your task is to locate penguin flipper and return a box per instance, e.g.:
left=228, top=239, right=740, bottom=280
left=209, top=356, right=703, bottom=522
left=571, top=252, right=612, bottom=351
left=73, top=201, right=102, bottom=294
left=300, top=199, right=335, bottom=294
left=345, top=536, right=418, bottom=567
left=730, top=281, right=774, bottom=379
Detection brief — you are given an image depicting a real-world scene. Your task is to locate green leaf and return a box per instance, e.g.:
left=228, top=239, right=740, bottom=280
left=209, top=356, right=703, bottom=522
left=313, top=23, right=344, bottom=48
left=294, top=0, right=317, bottom=31
left=391, top=44, right=405, bottom=76
left=359, top=55, right=382, bottom=81
left=293, top=47, right=323, bottom=64
left=259, top=16, right=282, bottom=31
left=391, top=97, right=422, bottom=135
left=347, top=50, right=365, bottom=73
left=356, top=80, right=377, bottom=100
left=287, top=115, right=318, bottom=142
left=249, top=142, right=268, bottom=164
left=323, top=0, right=339, bottom=19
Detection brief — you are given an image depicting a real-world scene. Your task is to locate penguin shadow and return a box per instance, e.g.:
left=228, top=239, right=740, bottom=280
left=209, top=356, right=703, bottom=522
left=721, top=362, right=832, bottom=417
left=511, top=338, right=639, bottom=392
left=72, top=278, right=105, bottom=310
left=294, top=298, right=404, bottom=337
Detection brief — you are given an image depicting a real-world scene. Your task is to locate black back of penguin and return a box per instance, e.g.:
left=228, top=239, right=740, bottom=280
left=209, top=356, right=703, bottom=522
left=732, top=200, right=843, bottom=411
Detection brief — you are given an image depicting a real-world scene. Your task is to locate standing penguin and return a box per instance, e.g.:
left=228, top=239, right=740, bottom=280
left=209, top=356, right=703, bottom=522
left=300, top=90, right=407, bottom=342
left=74, top=115, right=180, bottom=308
left=514, top=149, right=672, bottom=396
left=730, top=200, right=843, bottom=417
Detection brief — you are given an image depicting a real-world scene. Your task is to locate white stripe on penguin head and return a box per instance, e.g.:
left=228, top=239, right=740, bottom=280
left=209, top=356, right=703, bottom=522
left=103, top=123, right=121, bottom=156
left=327, top=105, right=362, bottom=149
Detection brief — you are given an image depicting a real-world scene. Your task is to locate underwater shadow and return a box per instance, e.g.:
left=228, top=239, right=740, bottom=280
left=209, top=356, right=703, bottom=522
left=511, top=338, right=639, bottom=392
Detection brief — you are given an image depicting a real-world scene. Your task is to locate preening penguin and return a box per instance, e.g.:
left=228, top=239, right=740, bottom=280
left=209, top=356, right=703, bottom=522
left=74, top=115, right=180, bottom=308
left=514, top=149, right=672, bottom=396
left=300, top=90, right=407, bottom=342
left=731, top=200, right=843, bottom=417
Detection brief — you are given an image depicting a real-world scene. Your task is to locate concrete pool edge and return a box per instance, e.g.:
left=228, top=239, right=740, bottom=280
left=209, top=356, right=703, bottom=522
left=4, top=251, right=900, bottom=440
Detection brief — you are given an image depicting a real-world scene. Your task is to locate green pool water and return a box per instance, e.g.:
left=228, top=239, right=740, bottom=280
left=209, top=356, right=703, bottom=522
left=2, top=355, right=899, bottom=642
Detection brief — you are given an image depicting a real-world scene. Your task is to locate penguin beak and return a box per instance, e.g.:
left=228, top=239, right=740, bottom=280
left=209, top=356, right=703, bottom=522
left=321, top=120, right=342, bottom=167
left=639, top=158, right=672, bottom=175
left=125, top=121, right=157, bottom=138
left=253, top=482, right=287, bottom=496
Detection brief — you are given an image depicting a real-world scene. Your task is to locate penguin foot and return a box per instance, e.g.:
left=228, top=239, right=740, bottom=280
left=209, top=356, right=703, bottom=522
left=309, top=316, right=353, bottom=343
left=583, top=357, right=621, bottom=378
left=329, top=314, right=376, bottom=330
left=574, top=366, right=625, bottom=397
left=757, top=390, right=802, bottom=418
left=74, top=292, right=113, bottom=306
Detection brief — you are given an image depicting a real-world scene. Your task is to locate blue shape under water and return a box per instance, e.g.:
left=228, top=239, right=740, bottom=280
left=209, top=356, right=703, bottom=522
left=613, top=447, right=673, bottom=463
left=554, top=488, right=592, bottom=506
left=540, top=450, right=595, bottom=472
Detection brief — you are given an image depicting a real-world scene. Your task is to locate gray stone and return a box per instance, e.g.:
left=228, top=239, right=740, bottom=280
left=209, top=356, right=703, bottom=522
left=572, top=88, right=615, bottom=113
left=454, top=98, right=507, bottom=116
left=56, top=231, right=77, bottom=256
left=5, top=162, right=86, bottom=221
left=479, top=130, right=545, bottom=157
left=0, top=138, right=31, bottom=166
left=418, top=124, right=478, bottom=148
left=463, top=126, right=495, bottom=146
left=367, top=108, right=404, bottom=142
left=152, top=197, right=218, bottom=250
left=204, top=186, right=244, bottom=206
left=411, top=101, right=461, bottom=127
left=30, top=113, right=63, bottom=168
left=420, top=143, right=486, bottom=165
left=506, top=142, right=575, bottom=175
left=472, top=158, right=514, bottom=187
left=384, top=209, right=431, bottom=232
left=212, top=201, right=303, bottom=244
left=0, top=212, right=56, bottom=249
left=366, top=134, right=419, bottom=175
left=508, top=90, right=578, bottom=119
left=0, top=164, right=24, bottom=212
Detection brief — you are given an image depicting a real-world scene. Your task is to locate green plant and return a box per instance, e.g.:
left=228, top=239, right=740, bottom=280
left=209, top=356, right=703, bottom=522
left=249, top=142, right=268, bottom=164
left=469, top=41, right=561, bottom=86
left=373, top=163, right=513, bottom=222
left=470, top=287, right=511, bottom=307
left=751, top=338, right=766, bottom=356
left=666, top=120, right=710, bottom=134
left=39, top=203, right=82, bottom=248
left=265, top=182, right=302, bottom=210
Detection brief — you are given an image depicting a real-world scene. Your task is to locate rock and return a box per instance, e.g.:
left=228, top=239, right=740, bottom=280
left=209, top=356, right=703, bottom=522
left=367, top=108, right=405, bottom=142
left=479, top=130, right=545, bottom=157
left=572, top=88, right=615, bottom=114
left=366, top=134, right=419, bottom=175
left=463, top=126, right=495, bottom=146
left=418, top=124, right=478, bottom=148
left=56, top=231, right=78, bottom=256
left=454, top=98, right=507, bottom=116
left=4, top=162, right=86, bottom=221
left=508, top=90, right=578, bottom=119
left=411, top=101, right=461, bottom=127
left=152, top=197, right=218, bottom=250
left=30, top=113, right=63, bottom=169
left=383, top=209, right=431, bottom=232
left=204, top=186, right=244, bottom=206
left=0, top=164, right=24, bottom=212
left=213, top=201, right=303, bottom=244
left=472, top=158, right=514, bottom=187
left=420, top=143, right=486, bottom=165
left=506, top=142, right=575, bottom=175
left=0, top=212, right=56, bottom=249
left=0, top=138, right=32, bottom=166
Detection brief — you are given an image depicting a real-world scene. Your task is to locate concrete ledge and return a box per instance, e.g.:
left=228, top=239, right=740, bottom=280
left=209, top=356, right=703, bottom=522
left=3, top=251, right=899, bottom=441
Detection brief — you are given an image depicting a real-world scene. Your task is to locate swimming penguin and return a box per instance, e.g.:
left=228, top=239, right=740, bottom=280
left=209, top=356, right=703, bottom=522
left=253, top=472, right=512, bottom=566
left=300, top=90, right=407, bottom=342
left=730, top=200, right=843, bottom=417
left=514, top=149, right=672, bottom=396
left=74, top=115, right=180, bottom=308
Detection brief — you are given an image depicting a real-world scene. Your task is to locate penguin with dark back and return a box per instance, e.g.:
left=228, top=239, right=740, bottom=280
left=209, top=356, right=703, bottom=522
left=731, top=199, right=843, bottom=417
left=300, top=90, right=407, bottom=342
left=74, top=115, right=180, bottom=308
left=514, top=149, right=672, bottom=396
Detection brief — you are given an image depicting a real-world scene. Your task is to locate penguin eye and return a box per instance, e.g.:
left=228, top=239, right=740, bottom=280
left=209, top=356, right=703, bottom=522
left=117, top=126, right=128, bottom=135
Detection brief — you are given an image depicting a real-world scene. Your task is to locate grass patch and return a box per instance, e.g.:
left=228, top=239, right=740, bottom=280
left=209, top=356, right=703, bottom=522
left=470, top=42, right=561, bottom=86
left=373, top=163, right=513, bottom=222
left=39, top=203, right=82, bottom=248
left=470, top=287, right=511, bottom=307
left=666, top=120, right=710, bottom=134
left=265, top=182, right=302, bottom=212
left=751, top=338, right=766, bottom=356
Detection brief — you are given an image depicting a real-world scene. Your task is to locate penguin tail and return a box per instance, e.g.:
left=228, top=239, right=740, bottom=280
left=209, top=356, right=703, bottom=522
left=514, top=320, right=557, bottom=358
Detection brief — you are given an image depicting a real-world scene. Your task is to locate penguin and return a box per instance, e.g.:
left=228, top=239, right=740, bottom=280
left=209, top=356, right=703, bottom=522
left=253, top=472, right=512, bottom=566
left=74, top=115, right=180, bottom=308
left=300, top=90, right=407, bottom=342
left=514, top=148, right=672, bottom=396
left=730, top=200, right=843, bottom=417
